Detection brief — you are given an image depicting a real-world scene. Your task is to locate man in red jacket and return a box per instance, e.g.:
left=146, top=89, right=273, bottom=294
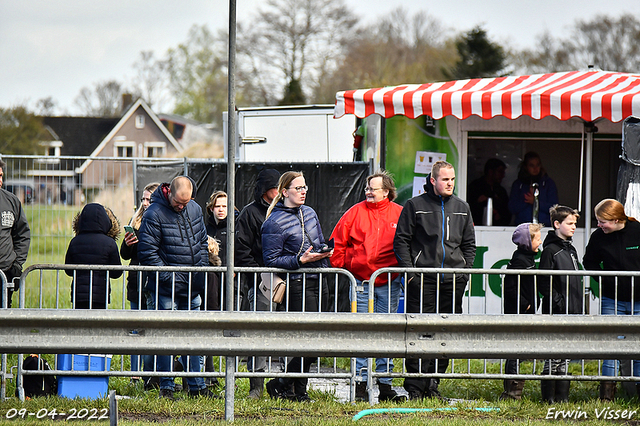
left=330, top=170, right=405, bottom=403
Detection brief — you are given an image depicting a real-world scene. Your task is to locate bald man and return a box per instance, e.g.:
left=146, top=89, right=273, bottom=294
left=138, top=176, right=214, bottom=400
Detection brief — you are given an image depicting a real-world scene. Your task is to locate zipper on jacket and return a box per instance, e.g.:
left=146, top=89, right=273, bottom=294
left=440, top=197, right=446, bottom=270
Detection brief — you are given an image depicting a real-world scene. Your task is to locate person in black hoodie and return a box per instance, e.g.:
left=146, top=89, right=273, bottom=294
left=65, top=203, right=122, bottom=309
left=393, top=161, right=476, bottom=400
left=204, top=190, right=234, bottom=310
left=235, top=168, right=280, bottom=399
left=501, top=222, right=543, bottom=400
left=538, top=205, right=582, bottom=403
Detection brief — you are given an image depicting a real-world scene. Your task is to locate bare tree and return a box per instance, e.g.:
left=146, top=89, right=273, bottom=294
left=74, top=80, right=125, bottom=117
left=514, top=15, right=640, bottom=74
left=131, top=51, right=170, bottom=111
left=239, top=0, right=358, bottom=105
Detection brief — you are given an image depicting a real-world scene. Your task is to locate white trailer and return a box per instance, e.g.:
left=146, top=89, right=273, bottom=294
left=223, top=105, right=356, bottom=162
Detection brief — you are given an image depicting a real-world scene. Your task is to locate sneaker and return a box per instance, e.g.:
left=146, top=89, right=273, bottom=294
left=378, top=383, right=407, bottom=403
left=205, top=377, right=220, bottom=388
left=266, top=379, right=283, bottom=399
left=159, top=389, right=176, bottom=401
left=189, top=387, right=220, bottom=398
left=144, top=376, right=160, bottom=391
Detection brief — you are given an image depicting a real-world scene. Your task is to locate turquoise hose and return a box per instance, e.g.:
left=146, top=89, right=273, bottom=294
left=352, top=407, right=499, bottom=421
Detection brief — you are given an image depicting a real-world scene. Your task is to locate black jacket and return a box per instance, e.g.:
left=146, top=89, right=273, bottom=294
left=65, top=203, right=122, bottom=307
left=235, top=197, right=271, bottom=268
left=538, top=230, right=583, bottom=314
left=583, top=220, right=640, bottom=302
left=393, top=174, right=476, bottom=285
left=206, top=211, right=238, bottom=266
left=138, top=183, right=208, bottom=299
left=504, top=248, right=538, bottom=314
left=120, top=224, right=142, bottom=303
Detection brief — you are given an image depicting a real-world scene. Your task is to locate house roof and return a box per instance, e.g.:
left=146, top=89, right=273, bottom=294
left=41, top=116, right=120, bottom=156
left=76, top=98, right=183, bottom=174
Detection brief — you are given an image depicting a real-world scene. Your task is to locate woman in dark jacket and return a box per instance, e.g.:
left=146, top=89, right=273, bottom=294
left=65, top=203, right=122, bottom=309
left=584, top=199, right=640, bottom=400
left=509, top=152, right=558, bottom=226
left=261, top=171, right=332, bottom=402
left=120, top=182, right=159, bottom=379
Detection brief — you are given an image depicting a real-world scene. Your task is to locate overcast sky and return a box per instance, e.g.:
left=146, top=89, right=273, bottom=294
left=1, top=0, right=637, bottom=115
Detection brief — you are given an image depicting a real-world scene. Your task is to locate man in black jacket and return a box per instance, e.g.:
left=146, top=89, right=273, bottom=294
left=235, top=168, right=279, bottom=399
left=393, top=161, right=476, bottom=400
left=0, top=159, right=30, bottom=308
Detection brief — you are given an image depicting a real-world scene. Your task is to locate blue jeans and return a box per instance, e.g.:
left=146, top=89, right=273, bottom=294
left=352, top=277, right=402, bottom=385
left=146, top=292, right=205, bottom=391
left=601, top=296, right=640, bottom=377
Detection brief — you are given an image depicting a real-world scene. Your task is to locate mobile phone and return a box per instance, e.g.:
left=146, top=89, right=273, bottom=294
left=124, top=225, right=135, bottom=234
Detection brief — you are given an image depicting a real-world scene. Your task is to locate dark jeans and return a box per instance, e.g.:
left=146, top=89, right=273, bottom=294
left=277, top=277, right=321, bottom=395
left=403, top=278, right=466, bottom=394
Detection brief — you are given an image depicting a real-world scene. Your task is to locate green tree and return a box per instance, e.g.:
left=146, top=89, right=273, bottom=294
left=0, top=106, right=47, bottom=155
left=166, top=24, right=228, bottom=127
left=131, top=51, right=170, bottom=111
left=447, top=26, right=506, bottom=79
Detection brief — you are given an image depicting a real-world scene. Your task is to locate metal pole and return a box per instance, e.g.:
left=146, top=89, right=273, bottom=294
left=226, top=0, right=237, bottom=421
left=584, top=128, right=593, bottom=250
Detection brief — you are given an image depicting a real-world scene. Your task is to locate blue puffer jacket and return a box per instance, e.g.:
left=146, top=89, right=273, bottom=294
left=138, top=183, right=208, bottom=299
left=261, top=202, right=328, bottom=278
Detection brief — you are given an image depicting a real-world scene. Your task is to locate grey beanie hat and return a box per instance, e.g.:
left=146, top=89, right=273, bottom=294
left=512, top=223, right=532, bottom=251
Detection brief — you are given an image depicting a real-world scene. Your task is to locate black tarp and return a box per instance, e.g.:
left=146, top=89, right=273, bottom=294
left=617, top=116, right=640, bottom=218
left=135, top=161, right=371, bottom=238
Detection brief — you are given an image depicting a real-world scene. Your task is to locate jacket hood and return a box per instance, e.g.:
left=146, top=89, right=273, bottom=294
left=73, top=203, right=116, bottom=237
left=512, top=223, right=533, bottom=251
left=254, top=168, right=280, bottom=201
left=151, top=183, right=172, bottom=208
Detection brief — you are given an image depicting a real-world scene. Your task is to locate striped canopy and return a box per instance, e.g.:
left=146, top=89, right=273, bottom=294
left=334, top=70, right=640, bottom=123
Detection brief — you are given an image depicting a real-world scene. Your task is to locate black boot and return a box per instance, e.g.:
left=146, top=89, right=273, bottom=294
left=377, top=381, right=407, bottom=403
left=248, top=377, right=264, bottom=399
left=540, top=380, right=556, bottom=403
left=599, top=381, right=616, bottom=401
left=425, top=378, right=444, bottom=400
left=355, top=382, right=367, bottom=402
left=500, top=380, right=525, bottom=400
left=555, top=380, right=570, bottom=402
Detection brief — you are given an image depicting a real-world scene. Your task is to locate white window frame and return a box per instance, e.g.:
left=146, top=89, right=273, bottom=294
left=114, top=141, right=136, bottom=158
left=144, top=141, right=166, bottom=158
left=135, top=115, right=145, bottom=129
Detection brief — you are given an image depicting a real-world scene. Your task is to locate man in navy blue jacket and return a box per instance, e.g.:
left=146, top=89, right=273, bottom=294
left=138, top=176, right=213, bottom=400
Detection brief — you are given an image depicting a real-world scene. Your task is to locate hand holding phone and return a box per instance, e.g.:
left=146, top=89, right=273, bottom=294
left=124, top=225, right=135, bottom=234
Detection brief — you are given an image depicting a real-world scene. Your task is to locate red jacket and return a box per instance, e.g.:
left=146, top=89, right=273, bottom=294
left=330, top=198, right=402, bottom=285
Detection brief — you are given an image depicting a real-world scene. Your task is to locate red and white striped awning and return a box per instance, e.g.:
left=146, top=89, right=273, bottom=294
left=334, top=70, right=640, bottom=123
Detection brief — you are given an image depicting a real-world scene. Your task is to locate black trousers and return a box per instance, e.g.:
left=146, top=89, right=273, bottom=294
left=403, top=278, right=466, bottom=394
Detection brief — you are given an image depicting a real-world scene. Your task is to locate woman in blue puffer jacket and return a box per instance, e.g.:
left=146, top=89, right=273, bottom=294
left=261, top=171, right=332, bottom=402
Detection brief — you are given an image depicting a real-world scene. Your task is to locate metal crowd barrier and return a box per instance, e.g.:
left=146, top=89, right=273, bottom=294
left=2, top=264, right=640, bottom=406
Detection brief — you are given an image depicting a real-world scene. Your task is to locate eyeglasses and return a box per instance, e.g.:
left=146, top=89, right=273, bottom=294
left=288, top=185, right=308, bottom=192
left=364, top=187, right=382, bottom=193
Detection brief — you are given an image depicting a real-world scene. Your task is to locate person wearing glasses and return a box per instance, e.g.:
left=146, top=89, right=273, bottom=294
left=120, top=182, right=159, bottom=385
left=394, top=161, right=476, bottom=400
left=261, top=171, right=332, bottom=402
left=329, top=170, right=405, bottom=403
left=138, top=176, right=215, bottom=400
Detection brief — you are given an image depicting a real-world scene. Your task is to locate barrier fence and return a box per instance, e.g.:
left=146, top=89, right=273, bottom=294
left=1, top=265, right=640, bottom=408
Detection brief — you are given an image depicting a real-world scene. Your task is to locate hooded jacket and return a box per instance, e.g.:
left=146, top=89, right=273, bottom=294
left=504, top=223, right=539, bottom=314
left=206, top=211, right=238, bottom=266
left=137, top=183, right=208, bottom=299
left=538, top=229, right=583, bottom=314
left=235, top=169, right=280, bottom=268
left=261, top=202, right=328, bottom=278
left=330, top=198, right=402, bottom=285
left=393, top=174, right=476, bottom=285
left=583, top=220, right=640, bottom=302
left=65, top=203, right=122, bottom=307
